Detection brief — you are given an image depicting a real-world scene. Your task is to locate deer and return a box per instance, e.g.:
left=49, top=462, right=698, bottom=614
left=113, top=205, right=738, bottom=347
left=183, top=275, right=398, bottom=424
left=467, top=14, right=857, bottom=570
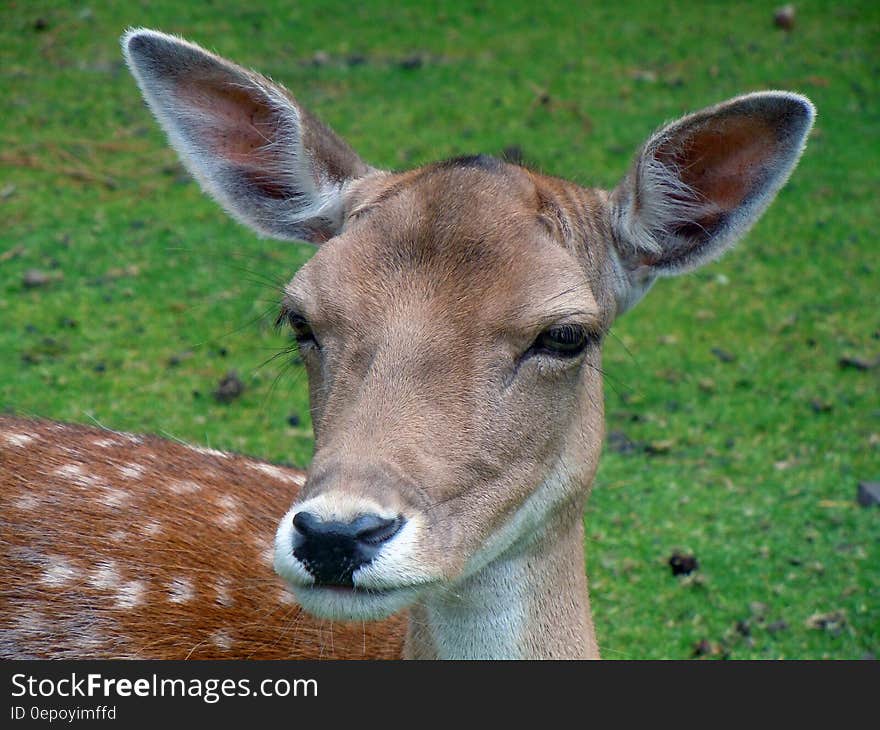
left=0, top=29, right=814, bottom=660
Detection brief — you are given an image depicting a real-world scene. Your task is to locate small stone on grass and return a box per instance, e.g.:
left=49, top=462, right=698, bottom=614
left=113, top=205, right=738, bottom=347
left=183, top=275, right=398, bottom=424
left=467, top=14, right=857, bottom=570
left=856, top=481, right=880, bottom=507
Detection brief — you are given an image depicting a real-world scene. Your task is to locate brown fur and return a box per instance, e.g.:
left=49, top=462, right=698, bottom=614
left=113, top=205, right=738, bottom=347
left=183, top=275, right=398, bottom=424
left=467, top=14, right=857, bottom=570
left=0, top=417, right=404, bottom=659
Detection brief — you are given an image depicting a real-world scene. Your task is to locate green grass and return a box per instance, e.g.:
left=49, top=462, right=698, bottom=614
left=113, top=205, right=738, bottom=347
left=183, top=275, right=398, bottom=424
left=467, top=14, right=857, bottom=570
left=1, top=0, right=877, bottom=659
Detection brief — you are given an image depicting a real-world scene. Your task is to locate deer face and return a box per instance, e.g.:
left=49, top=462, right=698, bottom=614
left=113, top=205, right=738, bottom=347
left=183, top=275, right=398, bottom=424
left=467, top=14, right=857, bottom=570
left=273, top=161, right=612, bottom=617
left=123, top=29, right=814, bottom=621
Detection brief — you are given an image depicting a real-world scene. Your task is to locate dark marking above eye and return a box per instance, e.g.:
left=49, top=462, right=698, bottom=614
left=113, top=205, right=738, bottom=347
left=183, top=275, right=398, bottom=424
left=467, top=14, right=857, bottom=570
left=432, top=154, right=505, bottom=174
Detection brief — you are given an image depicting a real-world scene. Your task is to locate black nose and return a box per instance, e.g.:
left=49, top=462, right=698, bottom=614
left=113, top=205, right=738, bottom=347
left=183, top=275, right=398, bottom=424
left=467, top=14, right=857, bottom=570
left=291, top=511, right=405, bottom=587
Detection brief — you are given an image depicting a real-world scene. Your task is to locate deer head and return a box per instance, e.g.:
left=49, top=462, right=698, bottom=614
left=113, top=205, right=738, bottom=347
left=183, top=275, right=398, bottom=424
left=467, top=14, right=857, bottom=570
left=123, top=29, right=813, bottom=658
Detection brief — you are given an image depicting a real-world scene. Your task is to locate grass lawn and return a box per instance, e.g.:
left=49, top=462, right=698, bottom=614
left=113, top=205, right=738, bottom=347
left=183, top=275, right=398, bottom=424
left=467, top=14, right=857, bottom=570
left=1, top=0, right=877, bottom=659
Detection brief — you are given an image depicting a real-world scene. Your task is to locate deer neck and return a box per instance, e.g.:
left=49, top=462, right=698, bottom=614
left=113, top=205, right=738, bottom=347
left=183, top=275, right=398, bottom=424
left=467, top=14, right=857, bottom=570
left=403, top=513, right=598, bottom=660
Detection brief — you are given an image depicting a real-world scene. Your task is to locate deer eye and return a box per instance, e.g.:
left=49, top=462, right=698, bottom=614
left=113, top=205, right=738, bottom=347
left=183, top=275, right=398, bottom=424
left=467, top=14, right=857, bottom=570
left=530, top=324, right=591, bottom=358
left=279, top=310, right=318, bottom=348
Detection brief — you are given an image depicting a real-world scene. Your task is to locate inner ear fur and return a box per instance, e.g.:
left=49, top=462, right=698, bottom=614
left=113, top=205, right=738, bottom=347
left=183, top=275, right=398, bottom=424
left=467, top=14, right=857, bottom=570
left=612, top=91, right=815, bottom=276
left=122, top=28, right=370, bottom=243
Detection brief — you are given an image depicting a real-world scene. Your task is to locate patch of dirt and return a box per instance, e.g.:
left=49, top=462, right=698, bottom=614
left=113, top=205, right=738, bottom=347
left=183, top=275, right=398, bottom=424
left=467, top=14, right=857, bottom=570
left=213, top=371, right=245, bottom=404
left=668, top=551, right=699, bottom=576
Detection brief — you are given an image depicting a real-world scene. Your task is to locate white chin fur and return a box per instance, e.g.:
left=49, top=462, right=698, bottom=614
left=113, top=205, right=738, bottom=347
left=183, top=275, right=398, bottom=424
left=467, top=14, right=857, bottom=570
left=291, top=584, right=421, bottom=621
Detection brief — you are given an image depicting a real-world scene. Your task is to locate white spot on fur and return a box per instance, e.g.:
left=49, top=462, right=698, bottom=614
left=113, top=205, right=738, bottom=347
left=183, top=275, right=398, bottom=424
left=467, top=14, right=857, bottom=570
left=247, top=461, right=305, bottom=485
left=210, top=630, right=233, bottom=650
left=117, top=463, right=145, bottom=480
left=53, top=463, right=83, bottom=479
left=3, top=432, right=35, bottom=447
left=98, top=486, right=129, bottom=508
left=89, top=561, right=122, bottom=591
left=55, top=445, right=82, bottom=459
left=92, top=437, right=119, bottom=448
left=168, top=479, right=202, bottom=495
left=213, top=577, right=234, bottom=608
left=215, top=494, right=241, bottom=529
left=53, top=463, right=102, bottom=488
left=141, top=519, right=163, bottom=538
left=109, top=529, right=129, bottom=543
left=13, top=493, right=39, bottom=510
left=41, top=558, right=80, bottom=587
left=116, top=579, right=146, bottom=609
left=167, top=576, right=195, bottom=604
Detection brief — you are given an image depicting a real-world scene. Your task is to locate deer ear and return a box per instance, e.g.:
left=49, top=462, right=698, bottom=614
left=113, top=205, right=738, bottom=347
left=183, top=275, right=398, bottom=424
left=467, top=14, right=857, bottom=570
left=609, top=91, right=815, bottom=313
left=122, top=28, right=371, bottom=243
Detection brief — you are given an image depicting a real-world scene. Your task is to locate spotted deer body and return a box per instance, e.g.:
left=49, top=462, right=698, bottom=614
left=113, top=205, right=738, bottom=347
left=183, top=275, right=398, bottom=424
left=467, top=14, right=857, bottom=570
left=0, top=418, right=404, bottom=659
left=0, top=29, right=814, bottom=659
